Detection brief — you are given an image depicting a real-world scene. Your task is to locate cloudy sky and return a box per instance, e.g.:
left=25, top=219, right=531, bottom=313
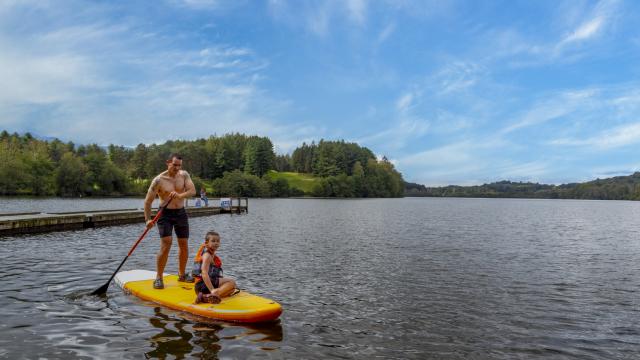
left=1, top=0, right=639, bottom=186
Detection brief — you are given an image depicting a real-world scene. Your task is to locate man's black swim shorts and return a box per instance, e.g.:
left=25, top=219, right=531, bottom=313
left=157, top=208, right=189, bottom=238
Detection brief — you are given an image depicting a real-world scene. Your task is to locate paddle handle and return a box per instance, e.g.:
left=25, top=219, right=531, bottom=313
left=127, top=206, right=164, bottom=256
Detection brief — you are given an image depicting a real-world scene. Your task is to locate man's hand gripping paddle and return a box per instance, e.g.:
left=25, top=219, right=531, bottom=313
left=91, top=196, right=174, bottom=296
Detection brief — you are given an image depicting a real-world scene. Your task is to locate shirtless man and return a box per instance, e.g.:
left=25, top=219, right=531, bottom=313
left=144, top=153, right=196, bottom=289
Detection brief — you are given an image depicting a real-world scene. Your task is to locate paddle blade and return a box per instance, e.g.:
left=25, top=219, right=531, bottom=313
left=91, top=281, right=110, bottom=296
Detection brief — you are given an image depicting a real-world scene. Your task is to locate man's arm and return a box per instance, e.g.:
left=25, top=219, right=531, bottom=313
left=144, top=177, right=160, bottom=228
left=177, top=171, right=196, bottom=199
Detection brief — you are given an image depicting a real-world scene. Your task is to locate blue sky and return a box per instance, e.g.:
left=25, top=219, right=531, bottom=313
left=1, top=0, right=639, bottom=186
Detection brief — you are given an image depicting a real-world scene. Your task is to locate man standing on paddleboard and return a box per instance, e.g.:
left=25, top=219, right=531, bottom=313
left=144, top=153, right=196, bottom=289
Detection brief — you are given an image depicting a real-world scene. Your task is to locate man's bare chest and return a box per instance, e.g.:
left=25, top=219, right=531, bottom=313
left=157, top=175, right=185, bottom=193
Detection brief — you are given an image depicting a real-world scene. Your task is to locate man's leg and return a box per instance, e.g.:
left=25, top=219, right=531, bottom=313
left=174, top=209, right=190, bottom=280
left=177, top=237, right=189, bottom=277
left=156, top=236, right=172, bottom=279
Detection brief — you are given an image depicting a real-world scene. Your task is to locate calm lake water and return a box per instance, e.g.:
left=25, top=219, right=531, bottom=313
left=1, top=197, right=640, bottom=359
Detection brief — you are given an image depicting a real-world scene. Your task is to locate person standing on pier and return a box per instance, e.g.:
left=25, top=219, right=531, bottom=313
left=200, top=187, right=209, bottom=207
left=144, top=153, right=196, bottom=289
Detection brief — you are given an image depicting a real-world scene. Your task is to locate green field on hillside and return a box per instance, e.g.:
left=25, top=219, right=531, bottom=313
left=265, top=170, right=319, bottom=194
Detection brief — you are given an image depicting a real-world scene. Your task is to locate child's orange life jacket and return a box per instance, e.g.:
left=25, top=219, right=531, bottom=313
left=192, top=243, right=223, bottom=283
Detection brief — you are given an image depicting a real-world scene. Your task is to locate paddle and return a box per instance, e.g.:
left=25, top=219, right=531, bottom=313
left=91, top=196, right=174, bottom=296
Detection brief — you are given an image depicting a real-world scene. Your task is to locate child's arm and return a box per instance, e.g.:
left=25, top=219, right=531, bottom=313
left=200, top=253, right=215, bottom=292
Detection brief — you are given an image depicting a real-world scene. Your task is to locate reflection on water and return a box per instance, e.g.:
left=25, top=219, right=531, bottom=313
left=1, top=198, right=640, bottom=358
left=147, top=308, right=196, bottom=358
left=145, top=306, right=283, bottom=359
left=63, top=288, right=284, bottom=359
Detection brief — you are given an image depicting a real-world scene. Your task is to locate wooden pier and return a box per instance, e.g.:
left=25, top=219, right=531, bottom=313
left=0, top=198, right=248, bottom=236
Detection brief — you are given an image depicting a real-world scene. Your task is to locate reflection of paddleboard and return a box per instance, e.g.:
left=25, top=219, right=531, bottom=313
left=115, top=270, right=282, bottom=323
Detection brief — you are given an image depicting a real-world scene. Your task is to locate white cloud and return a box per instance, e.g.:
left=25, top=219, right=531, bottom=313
left=557, top=0, right=616, bottom=46
left=172, top=46, right=265, bottom=71
left=39, top=23, right=129, bottom=46
left=0, top=44, right=103, bottom=105
left=433, top=61, right=480, bottom=95
left=492, top=160, right=550, bottom=182
left=481, top=0, right=620, bottom=68
left=18, top=74, right=308, bottom=147
left=404, top=155, right=551, bottom=186
left=550, top=122, right=640, bottom=149
left=168, top=0, right=222, bottom=10
left=268, top=0, right=371, bottom=36
left=590, top=162, right=640, bottom=180
left=500, top=84, right=640, bottom=152
left=562, top=16, right=604, bottom=44
left=381, top=0, right=456, bottom=20
left=0, top=1, right=312, bottom=149
left=555, top=0, right=618, bottom=50
left=399, top=141, right=474, bottom=167
left=376, top=22, right=395, bottom=45
left=307, top=2, right=331, bottom=36
left=357, top=117, right=430, bottom=151
left=395, top=92, right=414, bottom=113
left=399, top=135, right=508, bottom=166
left=356, top=83, right=435, bottom=151
left=0, top=21, right=130, bottom=106
left=346, top=0, right=367, bottom=25
left=500, top=89, right=598, bottom=134
left=359, top=60, right=490, bottom=155
left=397, top=83, right=640, bottom=185
left=431, top=110, right=473, bottom=134
left=394, top=126, right=566, bottom=185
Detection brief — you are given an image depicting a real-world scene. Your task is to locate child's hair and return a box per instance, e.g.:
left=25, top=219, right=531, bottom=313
left=205, top=231, right=220, bottom=241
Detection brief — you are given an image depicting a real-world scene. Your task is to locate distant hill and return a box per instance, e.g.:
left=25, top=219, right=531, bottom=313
left=405, top=172, right=640, bottom=200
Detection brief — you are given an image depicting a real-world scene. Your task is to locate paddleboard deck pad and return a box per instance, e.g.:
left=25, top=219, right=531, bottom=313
left=115, top=270, right=282, bottom=323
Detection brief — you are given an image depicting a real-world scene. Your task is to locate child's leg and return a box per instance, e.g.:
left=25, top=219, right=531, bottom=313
left=194, top=281, right=220, bottom=304
left=211, top=277, right=236, bottom=298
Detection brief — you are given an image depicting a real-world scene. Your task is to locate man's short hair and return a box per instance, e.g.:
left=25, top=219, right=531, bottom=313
left=167, top=153, right=182, bottom=161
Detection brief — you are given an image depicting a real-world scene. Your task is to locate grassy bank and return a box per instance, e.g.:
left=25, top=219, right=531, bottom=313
left=264, top=170, right=319, bottom=195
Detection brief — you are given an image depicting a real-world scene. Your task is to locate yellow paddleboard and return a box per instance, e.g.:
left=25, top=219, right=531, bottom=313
left=115, top=270, right=282, bottom=323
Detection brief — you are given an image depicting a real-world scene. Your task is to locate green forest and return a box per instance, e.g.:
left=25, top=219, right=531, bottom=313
left=0, top=131, right=404, bottom=198
left=405, top=174, right=640, bottom=201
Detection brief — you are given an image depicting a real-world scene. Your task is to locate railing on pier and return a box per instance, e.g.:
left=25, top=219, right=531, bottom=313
left=186, top=197, right=249, bottom=213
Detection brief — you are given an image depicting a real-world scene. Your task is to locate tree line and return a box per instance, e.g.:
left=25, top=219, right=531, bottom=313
left=0, top=130, right=404, bottom=198
left=279, top=140, right=404, bottom=197
left=405, top=174, right=640, bottom=200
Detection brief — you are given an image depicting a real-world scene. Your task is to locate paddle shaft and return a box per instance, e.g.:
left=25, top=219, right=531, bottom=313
left=102, top=210, right=161, bottom=284
left=91, top=198, right=172, bottom=295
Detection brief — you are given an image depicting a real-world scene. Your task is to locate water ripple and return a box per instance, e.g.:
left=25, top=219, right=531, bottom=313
left=1, top=198, right=640, bottom=358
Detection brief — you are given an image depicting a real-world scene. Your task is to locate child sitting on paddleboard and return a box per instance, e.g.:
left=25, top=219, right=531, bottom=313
left=192, top=231, right=237, bottom=304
